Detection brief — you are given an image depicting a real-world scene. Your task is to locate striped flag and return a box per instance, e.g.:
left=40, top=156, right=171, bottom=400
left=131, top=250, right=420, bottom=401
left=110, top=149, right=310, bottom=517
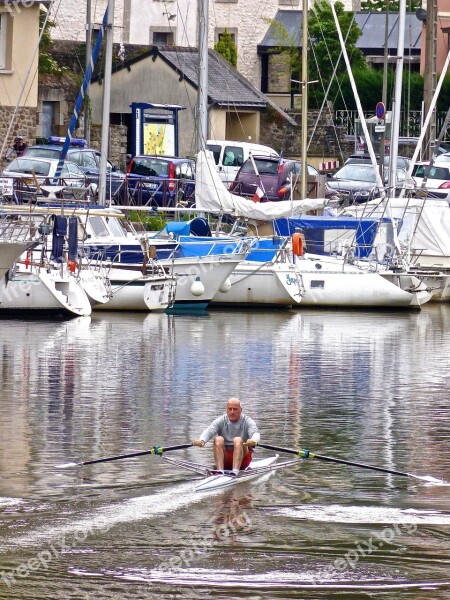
left=253, top=187, right=264, bottom=203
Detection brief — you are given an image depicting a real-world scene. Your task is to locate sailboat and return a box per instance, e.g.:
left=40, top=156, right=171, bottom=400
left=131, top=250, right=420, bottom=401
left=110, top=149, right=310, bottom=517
left=0, top=215, right=36, bottom=281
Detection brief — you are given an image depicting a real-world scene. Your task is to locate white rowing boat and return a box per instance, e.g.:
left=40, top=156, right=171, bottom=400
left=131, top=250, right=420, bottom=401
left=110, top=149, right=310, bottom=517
left=162, top=454, right=303, bottom=492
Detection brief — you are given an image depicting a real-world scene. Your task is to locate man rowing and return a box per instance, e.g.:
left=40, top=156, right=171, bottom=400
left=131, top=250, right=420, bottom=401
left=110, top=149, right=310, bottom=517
left=192, top=397, right=260, bottom=475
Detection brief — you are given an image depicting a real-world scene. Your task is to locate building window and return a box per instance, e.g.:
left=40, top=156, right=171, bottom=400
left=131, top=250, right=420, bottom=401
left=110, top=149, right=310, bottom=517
left=150, top=28, right=175, bottom=46
left=278, top=0, right=300, bottom=5
left=214, top=27, right=238, bottom=46
left=0, top=12, right=11, bottom=70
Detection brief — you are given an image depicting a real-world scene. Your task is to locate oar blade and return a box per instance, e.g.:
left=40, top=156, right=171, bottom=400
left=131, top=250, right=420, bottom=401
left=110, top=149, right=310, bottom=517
left=54, top=442, right=193, bottom=469
left=408, top=474, right=448, bottom=485
left=257, top=442, right=442, bottom=483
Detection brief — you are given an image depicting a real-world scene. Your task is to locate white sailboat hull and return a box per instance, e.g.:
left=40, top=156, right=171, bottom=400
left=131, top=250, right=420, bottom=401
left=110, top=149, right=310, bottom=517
left=296, top=255, right=430, bottom=308
left=78, top=267, right=111, bottom=306
left=212, top=261, right=302, bottom=306
left=94, top=267, right=175, bottom=311
left=0, top=240, right=33, bottom=280
left=160, top=253, right=247, bottom=310
left=0, top=263, right=92, bottom=316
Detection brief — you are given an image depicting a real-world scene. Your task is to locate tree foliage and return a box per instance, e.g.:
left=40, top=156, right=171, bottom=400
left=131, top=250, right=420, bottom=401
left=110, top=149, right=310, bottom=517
left=39, top=10, right=66, bottom=76
left=214, top=29, right=237, bottom=68
left=308, top=0, right=366, bottom=106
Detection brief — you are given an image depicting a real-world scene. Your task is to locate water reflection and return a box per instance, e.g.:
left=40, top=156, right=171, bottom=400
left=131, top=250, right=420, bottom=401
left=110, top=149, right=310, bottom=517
left=0, top=306, right=449, bottom=598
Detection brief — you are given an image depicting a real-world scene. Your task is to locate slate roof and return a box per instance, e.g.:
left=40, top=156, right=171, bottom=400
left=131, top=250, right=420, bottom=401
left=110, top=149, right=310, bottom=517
left=109, top=46, right=267, bottom=109
left=158, top=47, right=266, bottom=108
left=259, top=10, right=421, bottom=55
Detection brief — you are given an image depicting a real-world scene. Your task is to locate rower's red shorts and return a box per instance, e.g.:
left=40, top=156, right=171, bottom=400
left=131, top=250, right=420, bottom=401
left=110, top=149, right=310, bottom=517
left=223, top=447, right=253, bottom=470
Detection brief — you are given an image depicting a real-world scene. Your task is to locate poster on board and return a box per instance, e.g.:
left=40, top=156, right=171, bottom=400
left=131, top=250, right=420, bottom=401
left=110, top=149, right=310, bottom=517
left=144, top=123, right=175, bottom=156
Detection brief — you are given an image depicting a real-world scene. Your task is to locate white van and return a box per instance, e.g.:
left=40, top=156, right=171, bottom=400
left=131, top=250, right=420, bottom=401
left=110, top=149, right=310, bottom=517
left=206, top=140, right=279, bottom=188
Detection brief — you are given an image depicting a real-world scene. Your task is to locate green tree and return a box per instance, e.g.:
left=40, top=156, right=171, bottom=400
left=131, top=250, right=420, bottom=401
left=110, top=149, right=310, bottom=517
left=214, top=29, right=237, bottom=67
left=308, top=0, right=366, bottom=107
left=39, top=10, right=66, bottom=76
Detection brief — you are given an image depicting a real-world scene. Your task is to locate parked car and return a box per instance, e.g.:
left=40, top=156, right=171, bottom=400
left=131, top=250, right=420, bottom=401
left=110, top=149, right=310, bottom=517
left=411, top=162, right=450, bottom=203
left=326, top=163, right=414, bottom=205
left=345, top=154, right=411, bottom=171
left=396, top=137, right=450, bottom=159
left=126, top=155, right=195, bottom=206
left=2, top=157, right=97, bottom=201
left=23, top=137, right=126, bottom=199
left=206, top=140, right=279, bottom=188
left=229, top=156, right=319, bottom=202
left=434, top=152, right=450, bottom=165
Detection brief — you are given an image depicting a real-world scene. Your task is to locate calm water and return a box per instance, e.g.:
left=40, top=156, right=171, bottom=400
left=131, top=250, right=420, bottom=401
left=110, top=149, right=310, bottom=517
left=0, top=306, right=449, bottom=599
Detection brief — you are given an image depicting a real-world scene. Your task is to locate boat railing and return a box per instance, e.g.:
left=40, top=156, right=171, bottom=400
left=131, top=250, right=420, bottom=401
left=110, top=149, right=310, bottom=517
left=163, top=236, right=251, bottom=260
left=106, top=248, right=167, bottom=277
left=0, top=212, right=39, bottom=242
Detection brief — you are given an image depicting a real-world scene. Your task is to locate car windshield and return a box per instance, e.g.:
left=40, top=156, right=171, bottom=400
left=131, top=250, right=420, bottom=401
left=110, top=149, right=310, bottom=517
left=334, top=165, right=377, bottom=183
left=5, top=158, right=51, bottom=176
left=206, top=145, right=221, bottom=165
left=25, top=148, right=60, bottom=159
left=240, top=158, right=278, bottom=175
left=130, top=157, right=169, bottom=177
left=413, top=165, right=450, bottom=179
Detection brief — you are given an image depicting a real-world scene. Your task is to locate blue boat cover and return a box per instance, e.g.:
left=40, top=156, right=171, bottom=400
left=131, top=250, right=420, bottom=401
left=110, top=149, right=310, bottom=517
left=274, top=217, right=380, bottom=258
left=161, top=221, right=191, bottom=237
left=177, top=235, right=241, bottom=257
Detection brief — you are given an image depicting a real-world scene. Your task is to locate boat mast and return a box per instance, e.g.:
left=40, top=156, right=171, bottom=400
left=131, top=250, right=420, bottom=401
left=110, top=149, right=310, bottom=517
left=98, top=0, right=115, bottom=206
left=84, top=0, right=92, bottom=145
left=300, top=0, right=308, bottom=200
left=388, top=0, right=406, bottom=193
left=197, top=0, right=209, bottom=152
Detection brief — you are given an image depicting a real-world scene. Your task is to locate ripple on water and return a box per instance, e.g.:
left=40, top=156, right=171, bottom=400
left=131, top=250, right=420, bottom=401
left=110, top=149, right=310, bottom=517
left=264, top=504, right=450, bottom=525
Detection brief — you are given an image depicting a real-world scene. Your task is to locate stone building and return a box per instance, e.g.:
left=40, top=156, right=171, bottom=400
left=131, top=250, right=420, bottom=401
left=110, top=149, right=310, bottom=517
left=0, top=0, right=45, bottom=154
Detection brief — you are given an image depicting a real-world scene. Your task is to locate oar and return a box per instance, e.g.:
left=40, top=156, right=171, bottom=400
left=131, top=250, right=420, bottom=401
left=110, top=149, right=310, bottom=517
left=55, top=443, right=193, bottom=469
left=257, top=442, right=444, bottom=484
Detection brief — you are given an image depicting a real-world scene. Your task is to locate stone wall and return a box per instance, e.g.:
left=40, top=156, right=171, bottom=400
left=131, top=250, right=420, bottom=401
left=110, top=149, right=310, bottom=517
left=260, top=106, right=354, bottom=164
left=0, top=107, right=37, bottom=158
left=51, top=0, right=125, bottom=42
left=91, top=124, right=129, bottom=170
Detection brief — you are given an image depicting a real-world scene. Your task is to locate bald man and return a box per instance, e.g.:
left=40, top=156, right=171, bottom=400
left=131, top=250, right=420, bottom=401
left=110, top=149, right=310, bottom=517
left=193, top=398, right=260, bottom=475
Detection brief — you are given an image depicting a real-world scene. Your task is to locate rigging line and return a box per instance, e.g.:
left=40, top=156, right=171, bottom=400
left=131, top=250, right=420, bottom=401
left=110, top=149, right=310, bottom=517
left=157, top=0, right=200, bottom=157
left=207, top=2, right=264, bottom=142
left=0, top=2, right=56, bottom=158
left=307, top=3, right=361, bottom=154
left=171, top=0, right=203, bottom=157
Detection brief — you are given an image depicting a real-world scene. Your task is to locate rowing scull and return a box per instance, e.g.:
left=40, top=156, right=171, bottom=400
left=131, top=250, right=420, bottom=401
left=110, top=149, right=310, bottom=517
left=162, top=454, right=304, bottom=492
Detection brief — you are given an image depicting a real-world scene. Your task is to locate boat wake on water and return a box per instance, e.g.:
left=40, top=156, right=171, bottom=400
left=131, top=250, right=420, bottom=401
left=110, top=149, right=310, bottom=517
left=264, top=504, right=450, bottom=525
left=2, top=463, right=283, bottom=551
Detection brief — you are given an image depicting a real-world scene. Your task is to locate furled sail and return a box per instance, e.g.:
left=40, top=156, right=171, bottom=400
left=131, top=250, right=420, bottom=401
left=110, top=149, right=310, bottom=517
left=194, top=150, right=327, bottom=220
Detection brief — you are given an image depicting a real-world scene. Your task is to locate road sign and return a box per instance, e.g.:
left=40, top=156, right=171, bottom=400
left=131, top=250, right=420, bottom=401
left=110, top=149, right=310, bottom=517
left=375, top=102, right=385, bottom=120
left=375, top=125, right=385, bottom=133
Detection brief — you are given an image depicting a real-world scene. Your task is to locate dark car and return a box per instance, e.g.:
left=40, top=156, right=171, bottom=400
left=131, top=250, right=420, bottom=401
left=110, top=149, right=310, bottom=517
left=23, top=137, right=125, bottom=199
left=345, top=154, right=411, bottom=171
left=326, top=163, right=413, bottom=205
left=126, top=155, right=195, bottom=206
left=229, top=156, right=319, bottom=202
